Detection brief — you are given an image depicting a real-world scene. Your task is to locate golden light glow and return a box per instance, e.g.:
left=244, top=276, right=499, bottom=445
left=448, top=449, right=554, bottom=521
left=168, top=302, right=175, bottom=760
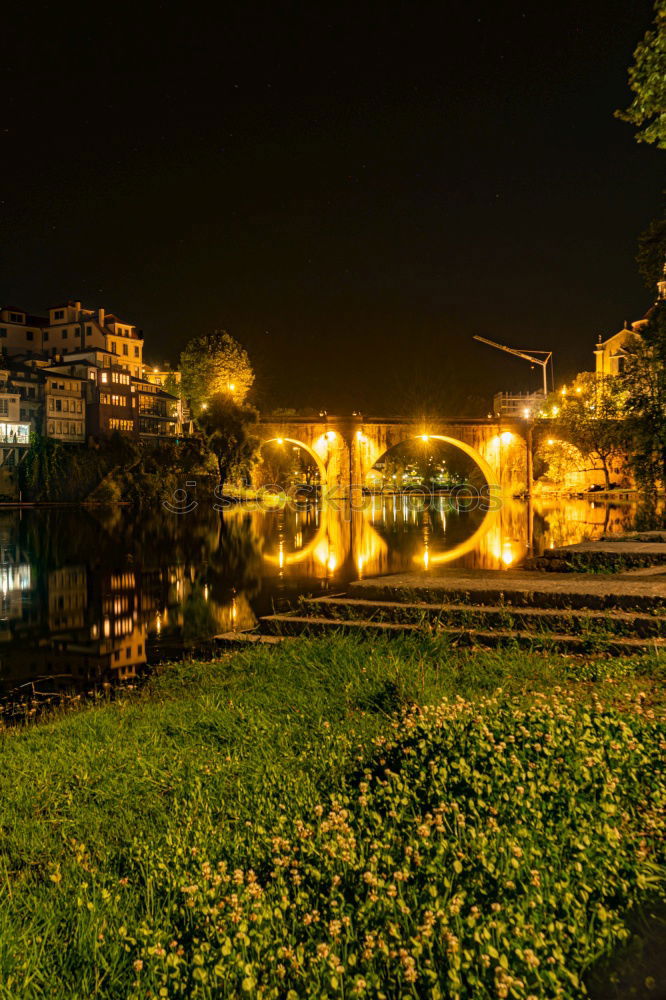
left=522, top=408, right=531, bottom=418
left=547, top=438, right=554, bottom=446
left=500, top=431, right=513, bottom=444
left=551, top=405, right=559, bottom=416
left=356, top=430, right=365, bottom=441
left=228, top=382, right=236, bottom=392
left=276, top=437, right=284, bottom=445
left=327, top=553, right=337, bottom=572
left=421, top=434, right=429, bottom=442
left=501, top=540, right=515, bottom=566
left=153, top=366, right=159, bottom=373
left=560, top=387, right=567, bottom=396
left=201, top=402, right=208, bottom=411
left=326, top=431, right=335, bottom=441
left=575, top=386, right=582, bottom=394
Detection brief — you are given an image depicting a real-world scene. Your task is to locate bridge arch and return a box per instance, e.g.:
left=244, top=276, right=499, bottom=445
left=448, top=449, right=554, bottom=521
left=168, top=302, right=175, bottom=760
left=258, top=436, right=328, bottom=486
left=363, top=433, right=500, bottom=492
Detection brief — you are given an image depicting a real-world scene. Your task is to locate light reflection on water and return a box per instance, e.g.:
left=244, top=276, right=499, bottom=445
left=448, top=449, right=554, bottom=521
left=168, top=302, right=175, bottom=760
left=0, top=498, right=652, bottom=700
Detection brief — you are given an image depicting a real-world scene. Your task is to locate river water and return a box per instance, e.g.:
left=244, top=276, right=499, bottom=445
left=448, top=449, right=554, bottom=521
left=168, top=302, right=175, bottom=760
left=0, top=496, right=649, bottom=700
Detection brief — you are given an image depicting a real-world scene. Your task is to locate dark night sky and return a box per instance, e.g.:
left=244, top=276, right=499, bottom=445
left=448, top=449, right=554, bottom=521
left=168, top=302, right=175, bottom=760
left=2, top=0, right=663, bottom=413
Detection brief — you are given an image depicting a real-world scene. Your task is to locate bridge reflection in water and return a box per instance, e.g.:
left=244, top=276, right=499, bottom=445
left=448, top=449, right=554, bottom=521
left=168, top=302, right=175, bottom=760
left=0, top=499, right=648, bottom=705
left=253, top=494, right=640, bottom=585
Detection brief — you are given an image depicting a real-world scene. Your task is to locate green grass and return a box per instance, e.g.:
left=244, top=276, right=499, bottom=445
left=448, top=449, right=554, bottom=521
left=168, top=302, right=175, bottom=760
left=0, top=637, right=664, bottom=998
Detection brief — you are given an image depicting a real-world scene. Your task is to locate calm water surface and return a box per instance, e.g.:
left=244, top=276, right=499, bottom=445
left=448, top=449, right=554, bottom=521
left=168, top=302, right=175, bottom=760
left=0, top=497, right=646, bottom=698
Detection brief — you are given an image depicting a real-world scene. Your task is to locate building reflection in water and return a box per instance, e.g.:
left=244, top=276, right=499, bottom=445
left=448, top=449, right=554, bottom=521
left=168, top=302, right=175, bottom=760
left=0, top=495, right=658, bottom=702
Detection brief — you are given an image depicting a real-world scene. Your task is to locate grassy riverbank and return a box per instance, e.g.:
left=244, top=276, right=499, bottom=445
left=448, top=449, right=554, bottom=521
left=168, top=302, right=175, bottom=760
left=0, top=637, right=664, bottom=999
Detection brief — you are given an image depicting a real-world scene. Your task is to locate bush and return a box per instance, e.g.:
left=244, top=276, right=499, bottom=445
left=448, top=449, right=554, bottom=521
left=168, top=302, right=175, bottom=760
left=121, top=693, right=664, bottom=999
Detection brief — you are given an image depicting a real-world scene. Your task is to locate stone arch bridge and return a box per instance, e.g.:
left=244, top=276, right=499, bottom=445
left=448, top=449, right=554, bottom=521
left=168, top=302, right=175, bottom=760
left=257, top=415, right=531, bottom=495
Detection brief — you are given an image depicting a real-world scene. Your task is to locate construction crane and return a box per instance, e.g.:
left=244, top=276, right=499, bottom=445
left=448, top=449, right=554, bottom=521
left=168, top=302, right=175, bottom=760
left=473, top=335, right=553, bottom=397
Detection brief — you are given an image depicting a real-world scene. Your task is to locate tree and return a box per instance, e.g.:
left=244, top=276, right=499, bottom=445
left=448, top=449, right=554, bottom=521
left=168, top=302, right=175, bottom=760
left=542, top=372, right=626, bottom=489
left=197, top=393, right=259, bottom=492
left=637, top=213, right=666, bottom=290
left=162, top=371, right=181, bottom=399
left=621, top=299, right=666, bottom=489
left=180, top=330, right=254, bottom=414
left=616, top=0, right=666, bottom=148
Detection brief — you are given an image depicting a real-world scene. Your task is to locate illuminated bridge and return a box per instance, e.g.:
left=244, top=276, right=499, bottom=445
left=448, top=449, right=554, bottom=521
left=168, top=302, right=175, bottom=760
left=257, top=415, right=531, bottom=494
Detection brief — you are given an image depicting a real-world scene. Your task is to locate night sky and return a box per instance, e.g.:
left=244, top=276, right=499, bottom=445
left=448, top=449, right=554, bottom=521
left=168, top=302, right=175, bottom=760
left=3, top=1, right=663, bottom=414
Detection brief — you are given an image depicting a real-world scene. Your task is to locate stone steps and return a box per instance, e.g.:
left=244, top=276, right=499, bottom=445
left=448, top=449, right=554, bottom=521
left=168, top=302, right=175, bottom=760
left=299, top=595, right=666, bottom=638
left=259, top=612, right=666, bottom=654
left=527, top=540, right=666, bottom=573
left=349, top=571, right=666, bottom=612
left=249, top=567, right=666, bottom=654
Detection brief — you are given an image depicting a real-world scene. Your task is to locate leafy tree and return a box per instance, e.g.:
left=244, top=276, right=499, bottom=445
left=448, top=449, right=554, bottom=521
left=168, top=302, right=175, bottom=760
left=616, top=0, right=666, bottom=148
left=637, top=212, right=666, bottom=290
left=541, top=372, right=626, bottom=489
left=197, top=393, right=259, bottom=492
left=162, top=371, right=182, bottom=399
left=180, top=331, right=254, bottom=414
left=621, top=299, right=666, bottom=489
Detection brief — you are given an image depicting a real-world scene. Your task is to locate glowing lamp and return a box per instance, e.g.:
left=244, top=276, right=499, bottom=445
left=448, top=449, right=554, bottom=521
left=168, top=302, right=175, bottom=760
left=276, top=437, right=284, bottom=445
left=421, top=434, right=429, bottom=442
left=201, top=402, right=208, bottom=411
left=326, top=431, right=335, bottom=441
left=228, top=382, right=236, bottom=391
left=522, top=408, right=530, bottom=418
left=547, top=438, right=554, bottom=446
left=500, top=431, right=512, bottom=444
